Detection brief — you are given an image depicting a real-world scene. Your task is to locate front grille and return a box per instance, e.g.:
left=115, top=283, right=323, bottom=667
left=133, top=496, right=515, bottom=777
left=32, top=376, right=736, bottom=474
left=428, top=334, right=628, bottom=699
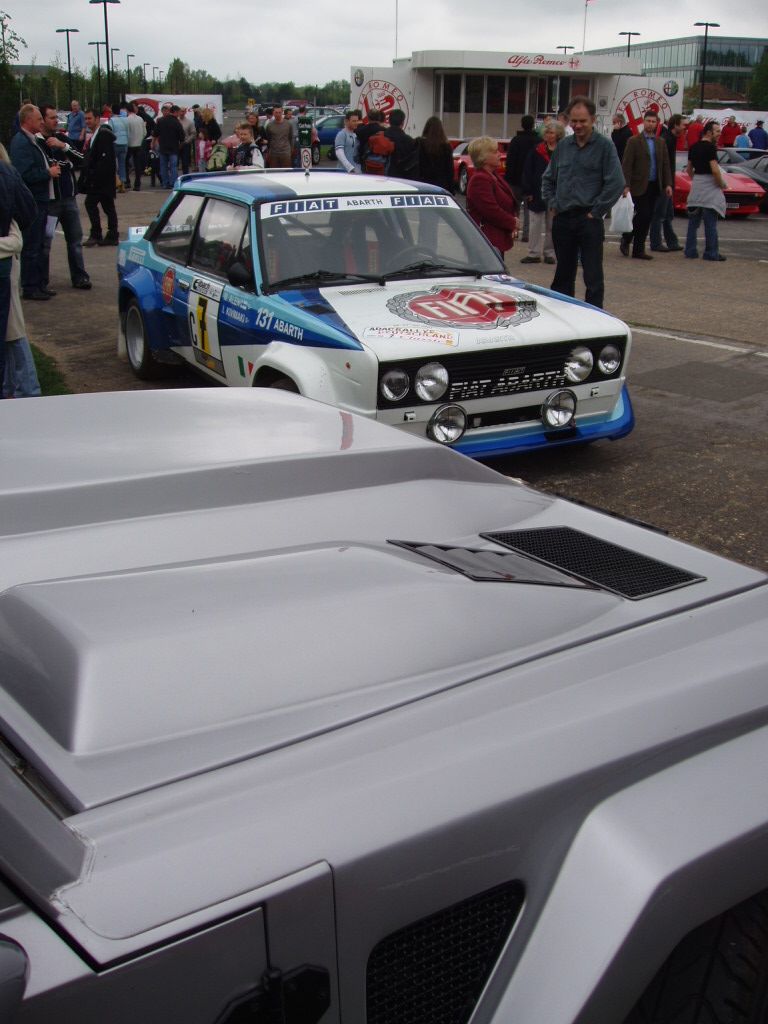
left=377, top=337, right=626, bottom=409
left=482, top=527, right=705, bottom=599
left=366, top=880, right=524, bottom=1024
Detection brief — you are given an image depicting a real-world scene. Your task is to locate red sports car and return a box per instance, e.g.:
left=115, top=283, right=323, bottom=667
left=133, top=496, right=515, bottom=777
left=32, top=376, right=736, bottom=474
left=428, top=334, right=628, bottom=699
left=452, top=140, right=508, bottom=195
left=673, top=152, right=765, bottom=217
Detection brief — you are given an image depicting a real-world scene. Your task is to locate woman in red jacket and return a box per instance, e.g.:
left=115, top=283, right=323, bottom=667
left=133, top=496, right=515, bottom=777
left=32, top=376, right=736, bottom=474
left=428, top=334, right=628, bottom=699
left=466, top=136, right=518, bottom=255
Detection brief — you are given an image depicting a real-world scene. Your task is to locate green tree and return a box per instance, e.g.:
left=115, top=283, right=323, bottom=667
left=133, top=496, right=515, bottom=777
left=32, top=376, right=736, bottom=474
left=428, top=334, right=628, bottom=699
left=0, top=9, right=26, bottom=143
left=0, top=9, right=25, bottom=64
left=748, top=51, right=768, bottom=109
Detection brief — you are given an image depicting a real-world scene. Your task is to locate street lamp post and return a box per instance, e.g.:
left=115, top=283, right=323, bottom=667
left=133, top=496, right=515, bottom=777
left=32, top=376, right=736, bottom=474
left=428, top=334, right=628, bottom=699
left=694, top=21, right=720, bottom=109
left=89, top=0, right=120, bottom=106
left=88, top=40, right=104, bottom=110
left=557, top=46, right=574, bottom=56
left=55, top=27, right=79, bottom=105
left=126, top=53, right=134, bottom=93
left=142, top=62, right=150, bottom=87
left=619, top=31, right=641, bottom=58
left=152, top=65, right=158, bottom=90
left=110, top=46, right=119, bottom=97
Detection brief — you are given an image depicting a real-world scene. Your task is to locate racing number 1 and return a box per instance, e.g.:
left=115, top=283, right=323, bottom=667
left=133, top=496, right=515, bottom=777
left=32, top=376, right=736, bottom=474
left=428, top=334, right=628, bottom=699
left=189, top=297, right=209, bottom=353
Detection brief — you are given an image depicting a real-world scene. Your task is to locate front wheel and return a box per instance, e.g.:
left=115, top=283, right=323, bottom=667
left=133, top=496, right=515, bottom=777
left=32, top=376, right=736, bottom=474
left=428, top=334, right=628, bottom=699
left=625, top=890, right=768, bottom=1023
left=268, top=376, right=299, bottom=393
left=124, top=299, right=163, bottom=380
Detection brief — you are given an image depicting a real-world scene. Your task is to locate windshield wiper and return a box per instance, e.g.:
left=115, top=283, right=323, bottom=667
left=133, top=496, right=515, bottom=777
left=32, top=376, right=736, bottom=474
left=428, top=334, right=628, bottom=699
left=381, top=260, right=485, bottom=281
left=265, top=268, right=385, bottom=293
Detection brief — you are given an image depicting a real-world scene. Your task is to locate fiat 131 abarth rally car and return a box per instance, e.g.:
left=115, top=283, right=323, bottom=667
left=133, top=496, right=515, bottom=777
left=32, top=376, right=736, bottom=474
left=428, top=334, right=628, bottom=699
left=1, top=388, right=768, bottom=1024
left=117, top=169, right=633, bottom=458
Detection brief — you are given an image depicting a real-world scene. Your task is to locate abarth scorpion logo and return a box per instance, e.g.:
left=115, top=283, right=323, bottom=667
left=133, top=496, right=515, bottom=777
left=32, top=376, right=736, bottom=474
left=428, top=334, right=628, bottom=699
left=387, top=285, right=539, bottom=330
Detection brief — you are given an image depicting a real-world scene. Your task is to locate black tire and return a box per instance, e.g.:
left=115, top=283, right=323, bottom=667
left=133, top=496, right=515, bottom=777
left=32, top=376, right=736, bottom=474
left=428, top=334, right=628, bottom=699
left=124, top=299, right=163, bottom=380
left=311, top=143, right=321, bottom=166
left=458, top=165, right=469, bottom=195
left=625, top=890, right=768, bottom=1024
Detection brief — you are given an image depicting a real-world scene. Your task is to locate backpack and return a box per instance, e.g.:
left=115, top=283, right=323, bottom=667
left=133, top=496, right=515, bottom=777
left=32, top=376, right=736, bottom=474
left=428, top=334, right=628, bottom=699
left=365, top=132, right=395, bottom=175
left=206, top=143, right=229, bottom=171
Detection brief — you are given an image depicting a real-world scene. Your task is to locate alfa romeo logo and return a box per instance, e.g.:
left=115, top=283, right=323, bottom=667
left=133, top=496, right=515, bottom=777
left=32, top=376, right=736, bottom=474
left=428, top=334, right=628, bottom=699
left=615, top=88, right=673, bottom=134
left=387, top=286, right=538, bottom=330
left=358, top=79, right=409, bottom=125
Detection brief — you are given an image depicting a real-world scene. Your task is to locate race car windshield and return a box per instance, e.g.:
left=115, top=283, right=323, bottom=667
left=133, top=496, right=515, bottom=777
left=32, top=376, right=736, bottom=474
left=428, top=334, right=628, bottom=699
left=258, top=195, right=505, bottom=290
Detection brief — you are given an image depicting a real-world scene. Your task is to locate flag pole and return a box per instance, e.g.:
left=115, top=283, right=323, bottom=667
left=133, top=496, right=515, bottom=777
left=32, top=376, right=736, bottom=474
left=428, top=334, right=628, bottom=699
left=581, top=0, right=589, bottom=55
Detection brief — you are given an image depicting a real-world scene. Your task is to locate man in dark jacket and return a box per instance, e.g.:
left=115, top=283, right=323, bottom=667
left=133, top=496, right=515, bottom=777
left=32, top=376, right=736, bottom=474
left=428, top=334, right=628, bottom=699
left=152, top=104, right=185, bottom=187
left=9, top=103, right=62, bottom=300
left=649, top=113, right=685, bottom=252
left=38, top=104, right=91, bottom=289
left=611, top=113, right=632, bottom=162
left=383, top=109, right=418, bottom=179
left=504, top=115, right=539, bottom=243
left=619, top=109, right=673, bottom=260
left=81, top=109, right=119, bottom=246
left=0, top=160, right=37, bottom=391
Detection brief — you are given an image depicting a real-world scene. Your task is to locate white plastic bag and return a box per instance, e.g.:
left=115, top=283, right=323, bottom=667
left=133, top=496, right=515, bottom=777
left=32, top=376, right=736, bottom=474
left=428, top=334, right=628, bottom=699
left=609, top=194, right=635, bottom=235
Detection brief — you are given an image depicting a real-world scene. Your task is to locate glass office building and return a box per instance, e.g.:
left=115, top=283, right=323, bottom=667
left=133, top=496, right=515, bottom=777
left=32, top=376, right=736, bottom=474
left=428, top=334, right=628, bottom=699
left=587, top=35, right=767, bottom=93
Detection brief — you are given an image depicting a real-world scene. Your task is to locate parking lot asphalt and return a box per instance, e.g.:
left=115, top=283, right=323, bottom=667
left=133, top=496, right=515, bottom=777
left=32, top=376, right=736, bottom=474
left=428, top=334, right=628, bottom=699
left=20, top=181, right=768, bottom=572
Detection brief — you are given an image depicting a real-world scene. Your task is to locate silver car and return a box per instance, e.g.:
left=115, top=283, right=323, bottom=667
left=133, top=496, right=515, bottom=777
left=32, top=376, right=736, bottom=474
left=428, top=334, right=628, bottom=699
left=1, top=389, right=767, bottom=1023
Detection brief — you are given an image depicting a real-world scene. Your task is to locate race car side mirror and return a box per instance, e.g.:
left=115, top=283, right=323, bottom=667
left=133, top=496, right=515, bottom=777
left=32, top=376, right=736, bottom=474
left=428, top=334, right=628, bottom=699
left=227, top=261, right=253, bottom=290
left=0, top=938, right=28, bottom=1021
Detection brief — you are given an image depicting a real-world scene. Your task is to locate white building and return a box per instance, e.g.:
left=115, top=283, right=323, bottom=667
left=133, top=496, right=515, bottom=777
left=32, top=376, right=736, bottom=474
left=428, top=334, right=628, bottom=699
left=350, top=50, right=683, bottom=137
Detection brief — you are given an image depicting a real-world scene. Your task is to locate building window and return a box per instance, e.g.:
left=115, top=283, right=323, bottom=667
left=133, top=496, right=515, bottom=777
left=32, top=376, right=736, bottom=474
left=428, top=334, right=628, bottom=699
left=441, top=73, right=461, bottom=137
left=465, top=74, right=485, bottom=136
left=486, top=75, right=506, bottom=137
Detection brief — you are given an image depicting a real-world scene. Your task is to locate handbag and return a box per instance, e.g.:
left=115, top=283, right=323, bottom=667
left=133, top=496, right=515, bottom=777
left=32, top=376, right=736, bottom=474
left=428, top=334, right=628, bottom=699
left=609, top=193, right=634, bottom=234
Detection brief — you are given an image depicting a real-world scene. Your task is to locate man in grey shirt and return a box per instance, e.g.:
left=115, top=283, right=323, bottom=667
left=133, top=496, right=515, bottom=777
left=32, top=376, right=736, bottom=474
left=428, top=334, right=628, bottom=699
left=541, top=95, right=624, bottom=309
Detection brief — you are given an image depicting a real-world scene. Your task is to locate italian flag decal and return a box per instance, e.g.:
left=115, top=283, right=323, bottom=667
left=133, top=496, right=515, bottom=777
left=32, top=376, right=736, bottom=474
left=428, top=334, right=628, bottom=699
left=238, top=356, right=255, bottom=379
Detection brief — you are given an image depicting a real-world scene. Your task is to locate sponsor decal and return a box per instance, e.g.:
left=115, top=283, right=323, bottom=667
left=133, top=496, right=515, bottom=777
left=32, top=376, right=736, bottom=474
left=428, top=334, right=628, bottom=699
left=615, top=88, right=673, bottom=133
left=161, top=267, right=175, bottom=304
left=391, top=195, right=450, bottom=207
left=358, top=79, right=409, bottom=125
left=387, top=285, right=538, bottom=330
left=663, top=80, right=679, bottom=97
left=192, top=277, right=224, bottom=301
left=262, top=195, right=457, bottom=220
left=354, top=69, right=365, bottom=88
left=267, top=198, right=339, bottom=216
left=507, top=54, right=581, bottom=69
left=364, top=325, right=459, bottom=347
left=117, top=249, right=127, bottom=267
left=224, top=307, right=249, bottom=325
left=127, top=226, right=148, bottom=240
left=254, top=306, right=304, bottom=341
left=128, top=246, right=145, bottom=266
left=227, top=293, right=249, bottom=311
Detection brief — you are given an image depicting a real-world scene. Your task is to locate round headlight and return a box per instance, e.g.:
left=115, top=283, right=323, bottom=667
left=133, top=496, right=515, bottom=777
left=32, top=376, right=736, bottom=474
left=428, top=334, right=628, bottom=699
left=427, top=405, right=467, bottom=445
left=564, top=345, right=594, bottom=383
left=542, top=390, right=577, bottom=429
left=414, top=362, right=449, bottom=402
left=380, top=368, right=410, bottom=402
left=597, top=344, right=621, bottom=375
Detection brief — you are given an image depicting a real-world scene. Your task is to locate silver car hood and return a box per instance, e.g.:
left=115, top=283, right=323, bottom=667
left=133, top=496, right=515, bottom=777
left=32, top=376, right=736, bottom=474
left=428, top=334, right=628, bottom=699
left=0, top=389, right=763, bottom=811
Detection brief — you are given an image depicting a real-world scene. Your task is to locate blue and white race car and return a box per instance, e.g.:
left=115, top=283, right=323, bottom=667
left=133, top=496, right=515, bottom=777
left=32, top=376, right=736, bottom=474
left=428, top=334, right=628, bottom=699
left=117, top=170, right=633, bottom=458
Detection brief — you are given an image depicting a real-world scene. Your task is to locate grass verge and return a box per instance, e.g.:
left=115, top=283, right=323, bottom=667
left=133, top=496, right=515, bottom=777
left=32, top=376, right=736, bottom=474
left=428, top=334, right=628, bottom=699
left=32, top=344, right=71, bottom=396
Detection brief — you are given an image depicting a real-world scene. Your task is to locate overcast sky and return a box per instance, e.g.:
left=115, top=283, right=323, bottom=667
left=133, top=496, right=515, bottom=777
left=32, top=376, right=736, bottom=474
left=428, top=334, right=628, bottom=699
left=7, top=0, right=766, bottom=87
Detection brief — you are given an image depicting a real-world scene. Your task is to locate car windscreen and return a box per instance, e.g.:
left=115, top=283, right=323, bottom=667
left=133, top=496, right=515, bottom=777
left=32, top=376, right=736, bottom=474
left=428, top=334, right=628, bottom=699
left=257, top=194, right=505, bottom=290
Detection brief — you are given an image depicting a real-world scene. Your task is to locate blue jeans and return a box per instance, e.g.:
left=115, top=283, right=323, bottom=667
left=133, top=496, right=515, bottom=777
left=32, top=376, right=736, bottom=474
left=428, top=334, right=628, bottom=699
left=3, top=336, right=41, bottom=397
left=0, top=273, right=10, bottom=397
left=20, top=200, right=48, bottom=293
left=551, top=210, right=606, bottom=309
left=41, top=196, right=88, bottom=286
left=159, top=152, right=178, bottom=188
left=685, top=207, right=719, bottom=259
left=649, top=194, right=679, bottom=250
left=114, top=144, right=128, bottom=183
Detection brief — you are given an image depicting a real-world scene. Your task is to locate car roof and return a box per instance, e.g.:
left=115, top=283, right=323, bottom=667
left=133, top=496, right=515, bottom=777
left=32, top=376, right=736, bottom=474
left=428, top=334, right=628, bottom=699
left=176, top=168, right=447, bottom=203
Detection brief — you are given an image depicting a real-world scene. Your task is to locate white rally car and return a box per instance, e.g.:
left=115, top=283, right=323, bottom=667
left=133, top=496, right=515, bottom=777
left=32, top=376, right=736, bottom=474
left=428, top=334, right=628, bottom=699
left=117, top=170, right=633, bottom=457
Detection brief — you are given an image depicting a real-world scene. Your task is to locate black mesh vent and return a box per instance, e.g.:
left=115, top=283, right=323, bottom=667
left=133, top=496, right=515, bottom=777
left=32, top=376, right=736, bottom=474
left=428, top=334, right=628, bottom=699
left=366, top=880, right=524, bottom=1024
left=482, top=527, right=705, bottom=600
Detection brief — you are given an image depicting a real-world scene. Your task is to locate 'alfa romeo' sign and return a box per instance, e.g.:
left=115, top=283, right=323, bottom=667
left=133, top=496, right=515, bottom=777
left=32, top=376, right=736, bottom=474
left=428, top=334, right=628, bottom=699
left=387, top=286, right=538, bottom=330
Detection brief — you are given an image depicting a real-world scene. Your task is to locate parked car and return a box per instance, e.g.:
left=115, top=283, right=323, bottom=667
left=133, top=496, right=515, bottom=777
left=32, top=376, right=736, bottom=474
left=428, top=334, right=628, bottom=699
left=452, top=139, right=509, bottom=194
left=1, top=387, right=767, bottom=1024
left=117, top=170, right=634, bottom=458
left=314, top=113, right=346, bottom=157
left=673, top=151, right=765, bottom=216
left=717, top=148, right=768, bottom=211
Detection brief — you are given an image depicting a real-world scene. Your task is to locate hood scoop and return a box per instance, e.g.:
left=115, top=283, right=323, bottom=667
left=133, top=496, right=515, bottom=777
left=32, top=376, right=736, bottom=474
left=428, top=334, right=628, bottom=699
left=481, top=528, right=705, bottom=600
